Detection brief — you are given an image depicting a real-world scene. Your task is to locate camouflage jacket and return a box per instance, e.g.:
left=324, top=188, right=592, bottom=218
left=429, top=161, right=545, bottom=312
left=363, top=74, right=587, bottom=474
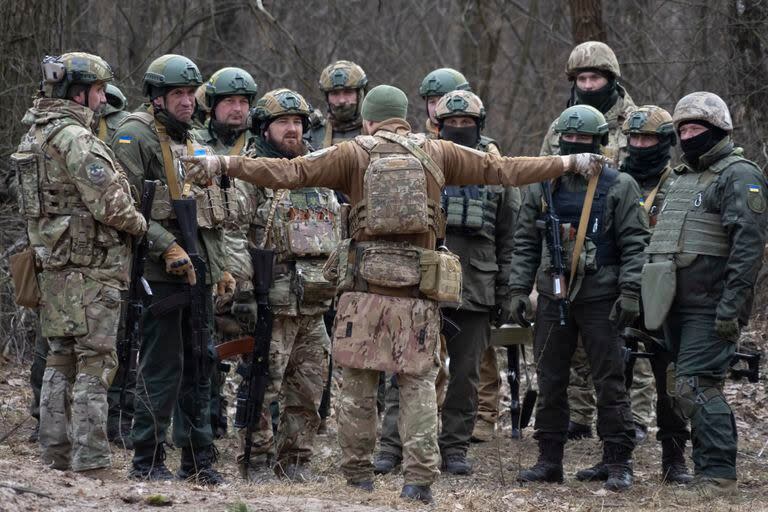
left=540, top=85, right=636, bottom=165
left=509, top=170, right=650, bottom=303
left=16, top=98, right=145, bottom=289
left=110, top=105, right=226, bottom=285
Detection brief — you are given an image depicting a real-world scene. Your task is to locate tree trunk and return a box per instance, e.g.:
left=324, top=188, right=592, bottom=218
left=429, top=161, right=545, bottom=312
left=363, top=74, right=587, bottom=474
left=569, top=0, right=605, bottom=43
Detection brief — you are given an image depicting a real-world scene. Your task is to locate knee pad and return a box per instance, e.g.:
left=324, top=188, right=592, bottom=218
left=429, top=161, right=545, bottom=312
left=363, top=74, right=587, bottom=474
left=674, top=375, right=725, bottom=420
left=79, top=351, right=117, bottom=388
left=46, top=352, right=77, bottom=380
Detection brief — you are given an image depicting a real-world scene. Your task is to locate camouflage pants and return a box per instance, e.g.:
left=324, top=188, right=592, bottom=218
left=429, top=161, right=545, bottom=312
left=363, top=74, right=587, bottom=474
left=341, top=365, right=440, bottom=486
left=476, top=346, right=501, bottom=427
left=39, top=277, right=120, bottom=472
left=238, top=313, right=327, bottom=466
left=568, top=336, right=655, bottom=427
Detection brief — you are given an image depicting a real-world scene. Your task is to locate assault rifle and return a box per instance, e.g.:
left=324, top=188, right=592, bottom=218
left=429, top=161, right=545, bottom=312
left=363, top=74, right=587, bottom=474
left=235, top=247, right=274, bottom=468
left=117, top=180, right=155, bottom=416
left=536, top=180, right=568, bottom=325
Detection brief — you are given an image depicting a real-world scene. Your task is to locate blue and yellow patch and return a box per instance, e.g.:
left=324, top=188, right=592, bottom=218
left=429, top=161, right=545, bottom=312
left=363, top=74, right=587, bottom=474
left=747, top=184, right=765, bottom=213
left=118, top=136, right=132, bottom=144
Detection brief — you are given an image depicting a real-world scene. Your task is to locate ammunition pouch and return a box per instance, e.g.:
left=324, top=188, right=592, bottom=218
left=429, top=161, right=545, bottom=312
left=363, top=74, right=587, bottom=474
left=11, top=152, right=42, bottom=218
left=296, top=259, right=336, bottom=303
left=39, top=271, right=88, bottom=338
left=149, top=180, right=225, bottom=228
left=419, top=248, right=462, bottom=305
left=9, top=248, right=41, bottom=308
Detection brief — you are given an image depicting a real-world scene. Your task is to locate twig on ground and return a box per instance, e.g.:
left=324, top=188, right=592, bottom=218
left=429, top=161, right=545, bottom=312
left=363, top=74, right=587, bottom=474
left=0, top=481, right=53, bottom=499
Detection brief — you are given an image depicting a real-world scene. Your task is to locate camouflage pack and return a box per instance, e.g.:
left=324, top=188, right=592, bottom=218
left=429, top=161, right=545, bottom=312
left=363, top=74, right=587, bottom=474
left=332, top=291, right=440, bottom=375
left=419, top=248, right=462, bottom=305
left=272, top=188, right=340, bottom=261
left=296, top=259, right=336, bottom=303
left=358, top=244, right=421, bottom=288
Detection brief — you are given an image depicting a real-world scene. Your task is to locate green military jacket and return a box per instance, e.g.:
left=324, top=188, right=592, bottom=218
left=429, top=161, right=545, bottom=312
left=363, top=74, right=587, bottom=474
left=16, top=98, right=145, bottom=289
left=192, top=121, right=258, bottom=157
left=509, top=171, right=650, bottom=303
left=661, top=139, right=768, bottom=323
left=110, top=105, right=226, bottom=285
left=308, top=114, right=362, bottom=149
left=97, top=104, right=128, bottom=143
left=539, top=85, right=636, bottom=165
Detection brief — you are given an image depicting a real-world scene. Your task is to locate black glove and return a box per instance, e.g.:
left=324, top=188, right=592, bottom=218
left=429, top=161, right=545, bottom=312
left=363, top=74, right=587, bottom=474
left=231, top=293, right=258, bottom=329
left=508, top=293, right=533, bottom=327
left=609, top=291, right=640, bottom=329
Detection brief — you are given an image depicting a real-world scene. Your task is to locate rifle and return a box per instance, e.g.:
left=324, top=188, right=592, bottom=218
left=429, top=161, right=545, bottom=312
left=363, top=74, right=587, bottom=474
left=117, top=180, right=155, bottom=416
left=234, top=247, right=274, bottom=468
left=171, top=195, right=211, bottom=422
left=536, top=180, right=568, bottom=326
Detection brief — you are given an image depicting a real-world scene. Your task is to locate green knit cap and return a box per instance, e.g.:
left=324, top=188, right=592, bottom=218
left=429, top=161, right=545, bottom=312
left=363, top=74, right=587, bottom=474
left=361, top=84, right=408, bottom=122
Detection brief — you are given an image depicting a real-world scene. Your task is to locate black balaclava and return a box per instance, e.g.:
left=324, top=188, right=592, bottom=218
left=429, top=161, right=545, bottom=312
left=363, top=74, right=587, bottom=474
left=440, top=123, right=480, bottom=148
left=573, top=71, right=619, bottom=114
left=559, top=137, right=600, bottom=156
left=622, top=136, right=673, bottom=181
left=679, top=121, right=728, bottom=167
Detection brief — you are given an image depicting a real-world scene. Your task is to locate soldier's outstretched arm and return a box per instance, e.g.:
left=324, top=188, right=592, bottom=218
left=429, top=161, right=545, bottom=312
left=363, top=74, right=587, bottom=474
left=63, top=132, right=146, bottom=236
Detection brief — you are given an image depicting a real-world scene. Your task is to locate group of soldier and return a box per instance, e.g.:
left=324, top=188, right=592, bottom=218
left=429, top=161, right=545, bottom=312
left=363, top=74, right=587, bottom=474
left=8, top=37, right=766, bottom=506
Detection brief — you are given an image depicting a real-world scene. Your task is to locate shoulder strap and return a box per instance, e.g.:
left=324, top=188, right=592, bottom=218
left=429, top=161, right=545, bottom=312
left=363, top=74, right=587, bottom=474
left=155, top=120, right=195, bottom=200
left=323, top=119, right=334, bottom=148
left=643, top=167, right=672, bottom=214
left=568, top=169, right=602, bottom=288
left=123, top=110, right=154, bottom=127
left=263, top=189, right=287, bottom=249
left=229, top=132, right=246, bottom=156
left=375, top=130, right=445, bottom=188
left=97, top=118, right=108, bottom=142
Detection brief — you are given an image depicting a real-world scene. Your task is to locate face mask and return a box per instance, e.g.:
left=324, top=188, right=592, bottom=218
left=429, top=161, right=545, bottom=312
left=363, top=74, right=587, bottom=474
left=330, top=102, right=358, bottom=122
left=440, top=125, right=479, bottom=148
left=576, top=79, right=619, bottom=114
left=680, top=129, right=723, bottom=166
left=623, top=138, right=671, bottom=181
left=559, top=139, right=598, bottom=156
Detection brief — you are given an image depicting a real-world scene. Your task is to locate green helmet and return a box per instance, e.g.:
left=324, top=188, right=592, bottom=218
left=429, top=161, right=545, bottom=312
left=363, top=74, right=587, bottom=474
left=435, top=90, right=486, bottom=128
left=41, top=52, right=113, bottom=98
left=143, top=54, right=203, bottom=98
left=204, top=67, right=258, bottom=109
left=623, top=105, right=676, bottom=143
left=105, top=84, right=127, bottom=110
left=672, top=92, right=733, bottom=132
left=318, top=60, right=368, bottom=92
left=565, top=41, right=621, bottom=79
left=419, top=67, right=471, bottom=98
left=555, top=105, right=609, bottom=147
left=252, top=88, right=312, bottom=132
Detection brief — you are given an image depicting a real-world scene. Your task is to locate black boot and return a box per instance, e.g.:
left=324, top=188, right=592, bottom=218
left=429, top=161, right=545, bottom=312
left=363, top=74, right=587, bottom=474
left=517, top=440, right=564, bottom=483
left=441, top=452, right=472, bottom=475
left=576, top=460, right=609, bottom=481
left=661, top=438, right=693, bottom=484
left=129, top=443, right=174, bottom=481
left=373, top=451, right=401, bottom=475
left=107, top=416, right=134, bottom=450
left=603, top=443, right=633, bottom=491
left=177, top=444, right=224, bottom=485
left=567, top=420, right=593, bottom=440
left=400, top=484, right=434, bottom=504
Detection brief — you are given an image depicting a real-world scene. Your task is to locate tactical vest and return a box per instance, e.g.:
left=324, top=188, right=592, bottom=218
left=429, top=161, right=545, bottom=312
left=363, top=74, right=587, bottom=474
left=442, top=185, right=500, bottom=241
left=477, top=135, right=498, bottom=154
left=348, top=132, right=444, bottom=238
left=550, top=167, right=620, bottom=267
left=270, top=187, right=341, bottom=262
left=646, top=155, right=740, bottom=263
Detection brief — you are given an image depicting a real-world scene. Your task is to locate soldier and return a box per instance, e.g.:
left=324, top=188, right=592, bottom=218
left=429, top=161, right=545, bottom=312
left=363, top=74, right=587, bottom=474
left=419, top=67, right=471, bottom=138
left=643, top=92, right=767, bottom=498
left=13, top=52, right=147, bottom=472
left=233, top=88, right=339, bottom=482
left=576, top=106, right=693, bottom=485
left=193, top=67, right=259, bottom=439
left=373, top=90, right=520, bottom=476
left=110, top=54, right=230, bottom=484
left=97, top=84, right=129, bottom=142
left=510, top=105, right=649, bottom=491
left=308, top=60, right=368, bottom=147
left=181, top=84, right=605, bottom=503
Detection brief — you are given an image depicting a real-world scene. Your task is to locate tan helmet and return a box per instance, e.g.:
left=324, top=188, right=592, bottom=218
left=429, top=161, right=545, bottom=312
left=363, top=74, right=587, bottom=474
left=318, top=60, right=368, bottom=92
left=435, top=90, right=486, bottom=128
left=672, top=92, right=733, bottom=132
left=41, top=52, right=113, bottom=98
left=623, top=105, right=676, bottom=142
left=194, top=84, right=210, bottom=114
left=252, top=88, right=312, bottom=132
left=565, top=41, right=621, bottom=79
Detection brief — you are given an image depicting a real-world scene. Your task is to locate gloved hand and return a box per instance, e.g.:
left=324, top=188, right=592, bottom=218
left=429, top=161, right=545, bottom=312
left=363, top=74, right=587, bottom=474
left=216, top=271, right=236, bottom=301
left=163, top=242, right=196, bottom=285
left=563, top=153, right=608, bottom=178
left=508, top=293, right=533, bottom=327
left=715, top=317, right=740, bottom=342
left=179, top=155, right=230, bottom=185
left=231, top=294, right=258, bottom=328
left=609, top=291, right=640, bottom=328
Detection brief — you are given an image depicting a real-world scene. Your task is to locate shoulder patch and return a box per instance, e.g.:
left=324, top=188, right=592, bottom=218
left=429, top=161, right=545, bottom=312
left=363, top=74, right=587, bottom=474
left=304, top=145, right=338, bottom=160
left=86, top=162, right=107, bottom=185
left=747, top=183, right=766, bottom=213
left=117, top=135, right=133, bottom=144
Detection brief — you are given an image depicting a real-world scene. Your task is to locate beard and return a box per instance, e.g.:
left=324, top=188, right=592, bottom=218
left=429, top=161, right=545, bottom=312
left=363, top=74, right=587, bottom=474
left=272, top=134, right=304, bottom=157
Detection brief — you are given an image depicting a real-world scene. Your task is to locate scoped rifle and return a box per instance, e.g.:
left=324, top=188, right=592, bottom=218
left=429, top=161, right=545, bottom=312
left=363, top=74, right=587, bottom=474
left=235, top=247, right=274, bottom=468
left=536, top=180, right=568, bottom=325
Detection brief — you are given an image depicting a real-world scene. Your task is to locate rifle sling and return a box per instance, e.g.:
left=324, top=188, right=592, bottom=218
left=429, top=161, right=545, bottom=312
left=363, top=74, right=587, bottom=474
left=156, top=120, right=194, bottom=200
left=643, top=167, right=672, bottom=214
left=568, top=169, right=602, bottom=291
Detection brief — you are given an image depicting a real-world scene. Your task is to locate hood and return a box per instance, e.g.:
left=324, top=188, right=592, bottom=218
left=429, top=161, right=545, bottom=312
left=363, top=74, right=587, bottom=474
left=22, top=97, right=94, bottom=129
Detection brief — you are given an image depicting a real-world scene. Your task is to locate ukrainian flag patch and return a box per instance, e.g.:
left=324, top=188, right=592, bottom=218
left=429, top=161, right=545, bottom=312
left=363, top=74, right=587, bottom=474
left=118, top=136, right=133, bottom=144
left=747, top=184, right=765, bottom=213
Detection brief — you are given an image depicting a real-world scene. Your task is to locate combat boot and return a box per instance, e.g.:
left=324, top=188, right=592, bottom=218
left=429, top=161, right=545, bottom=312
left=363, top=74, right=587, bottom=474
left=373, top=451, right=401, bottom=475
left=400, top=484, right=434, bottom=504
left=177, top=444, right=224, bottom=485
left=661, top=438, right=693, bottom=484
left=603, top=443, right=633, bottom=492
left=567, top=420, right=593, bottom=440
left=239, top=454, right=276, bottom=483
left=576, top=461, right=609, bottom=481
left=275, top=461, right=324, bottom=483
left=517, top=440, right=564, bottom=483
left=441, top=452, right=472, bottom=475
left=129, top=443, right=174, bottom=481
left=677, top=477, right=737, bottom=500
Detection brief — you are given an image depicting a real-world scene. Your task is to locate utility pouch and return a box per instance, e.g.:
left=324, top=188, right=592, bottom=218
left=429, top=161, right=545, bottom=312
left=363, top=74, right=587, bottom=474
left=324, top=238, right=354, bottom=292
left=268, top=272, right=293, bottom=307
left=11, top=153, right=42, bottom=218
left=296, top=260, right=336, bottom=302
left=68, top=213, right=95, bottom=266
left=284, top=218, right=337, bottom=258
left=641, top=260, right=677, bottom=330
left=194, top=183, right=226, bottom=228
left=39, top=271, right=88, bottom=337
left=150, top=181, right=173, bottom=220
left=9, top=248, right=41, bottom=308
left=419, top=248, right=463, bottom=305
left=358, top=245, right=421, bottom=288
left=363, top=154, right=430, bottom=235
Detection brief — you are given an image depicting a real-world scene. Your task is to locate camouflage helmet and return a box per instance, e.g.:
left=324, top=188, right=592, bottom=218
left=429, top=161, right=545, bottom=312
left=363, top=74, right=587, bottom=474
left=105, top=84, right=127, bottom=110
left=566, top=41, right=621, bottom=79
left=204, top=67, right=258, bottom=109
left=253, top=88, right=312, bottom=132
left=194, top=84, right=210, bottom=114
left=672, top=92, right=733, bottom=132
left=419, top=67, right=471, bottom=98
left=435, top=90, right=486, bottom=128
left=142, top=54, right=203, bottom=97
left=41, top=52, right=113, bottom=98
left=623, top=105, right=676, bottom=143
left=555, top=105, right=609, bottom=145
left=318, top=60, right=368, bottom=92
